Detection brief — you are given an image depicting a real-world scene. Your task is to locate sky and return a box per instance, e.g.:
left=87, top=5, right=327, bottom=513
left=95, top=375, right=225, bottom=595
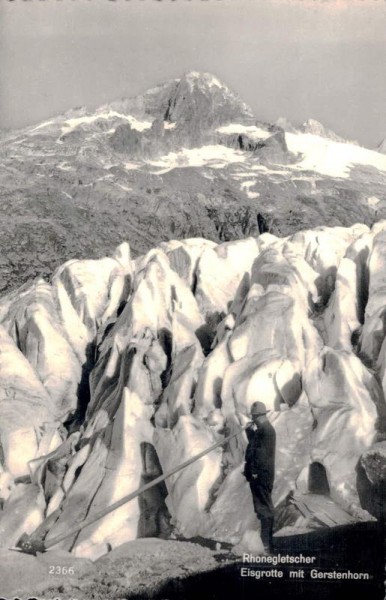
left=0, top=0, right=385, bottom=148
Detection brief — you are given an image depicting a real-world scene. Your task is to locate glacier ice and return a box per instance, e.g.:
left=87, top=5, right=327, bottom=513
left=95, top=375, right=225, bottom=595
left=0, top=224, right=384, bottom=557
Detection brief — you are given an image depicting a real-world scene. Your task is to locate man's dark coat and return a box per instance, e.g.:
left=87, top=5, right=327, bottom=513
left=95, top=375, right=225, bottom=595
left=244, top=420, right=276, bottom=519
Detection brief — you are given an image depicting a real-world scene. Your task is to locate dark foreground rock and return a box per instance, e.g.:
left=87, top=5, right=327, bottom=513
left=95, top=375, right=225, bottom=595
left=0, top=539, right=228, bottom=600
left=1, top=523, right=383, bottom=600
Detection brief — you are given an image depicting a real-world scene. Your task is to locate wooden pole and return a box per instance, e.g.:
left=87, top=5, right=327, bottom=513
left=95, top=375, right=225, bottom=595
left=32, top=423, right=248, bottom=552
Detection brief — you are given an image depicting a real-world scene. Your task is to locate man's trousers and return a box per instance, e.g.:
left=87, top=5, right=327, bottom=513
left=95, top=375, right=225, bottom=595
left=249, top=478, right=274, bottom=552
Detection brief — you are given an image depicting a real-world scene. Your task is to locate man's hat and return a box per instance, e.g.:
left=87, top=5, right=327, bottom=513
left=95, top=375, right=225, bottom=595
left=250, top=401, right=268, bottom=416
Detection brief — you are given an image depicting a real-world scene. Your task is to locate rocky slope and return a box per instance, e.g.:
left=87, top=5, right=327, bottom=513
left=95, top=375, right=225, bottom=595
left=0, top=222, right=385, bottom=571
left=1, top=71, right=386, bottom=293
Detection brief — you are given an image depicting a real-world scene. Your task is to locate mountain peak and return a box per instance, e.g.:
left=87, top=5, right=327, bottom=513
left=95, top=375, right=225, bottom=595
left=164, top=71, right=253, bottom=134
left=182, top=71, right=225, bottom=90
left=299, top=118, right=346, bottom=143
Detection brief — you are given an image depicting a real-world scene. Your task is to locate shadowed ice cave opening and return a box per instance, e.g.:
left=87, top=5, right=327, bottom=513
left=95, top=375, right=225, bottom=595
left=308, top=462, right=330, bottom=495
left=137, top=442, right=173, bottom=539
left=355, top=246, right=370, bottom=325
left=62, top=340, right=96, bottom=434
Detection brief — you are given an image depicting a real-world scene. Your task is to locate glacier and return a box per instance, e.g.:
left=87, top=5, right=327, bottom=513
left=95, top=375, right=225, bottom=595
left=0, top=222, right=384, bottom=560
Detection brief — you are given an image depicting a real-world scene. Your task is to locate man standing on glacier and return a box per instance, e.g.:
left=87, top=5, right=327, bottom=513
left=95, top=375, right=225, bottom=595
left=244, top=401, right=276, bottom=553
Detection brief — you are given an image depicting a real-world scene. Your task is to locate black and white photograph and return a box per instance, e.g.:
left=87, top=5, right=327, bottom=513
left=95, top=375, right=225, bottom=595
left=0, top=1, right=385, bottom=598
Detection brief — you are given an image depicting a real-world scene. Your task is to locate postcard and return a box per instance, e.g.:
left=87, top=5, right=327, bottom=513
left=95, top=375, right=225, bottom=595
left=0, top=1, right=385, bottom=599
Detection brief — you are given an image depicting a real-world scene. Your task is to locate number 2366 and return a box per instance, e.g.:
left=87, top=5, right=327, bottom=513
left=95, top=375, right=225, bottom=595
left=49, top=565, right=75, bottom=575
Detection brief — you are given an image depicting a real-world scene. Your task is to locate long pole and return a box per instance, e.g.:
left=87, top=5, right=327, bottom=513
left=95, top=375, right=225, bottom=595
left=20, top=423, right=247, bottom=553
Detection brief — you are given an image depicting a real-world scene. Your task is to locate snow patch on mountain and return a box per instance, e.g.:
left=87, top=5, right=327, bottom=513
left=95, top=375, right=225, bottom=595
left=240, top=180, right=260, bottom=199
left=61, top=111, right=152, bottom=136
left=124, top=161, right=141, bottom=171
left=30, top=120, right=55, bottom=133
left=286, top=132, right=386, bottom=179
left=251, top=164, right=291, bottom=176
left=164, top=121, right=176, bottom=130
left=368, top=196, right=381, bottom=207
left=148, top=145, right=246, bottom=173
left=216, top=124, right=271, bottom=140
left=116, top=183, right=132, bottom=193
left=57, top=162, right=73, bottom=171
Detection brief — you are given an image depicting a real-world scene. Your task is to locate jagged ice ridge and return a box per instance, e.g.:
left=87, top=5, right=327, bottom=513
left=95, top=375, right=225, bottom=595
left=0, top=222, right=385, bottom=559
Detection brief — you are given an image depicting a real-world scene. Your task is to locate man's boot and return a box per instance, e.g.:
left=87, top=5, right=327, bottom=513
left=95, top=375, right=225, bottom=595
left=260, top=517, right=274, bottom=553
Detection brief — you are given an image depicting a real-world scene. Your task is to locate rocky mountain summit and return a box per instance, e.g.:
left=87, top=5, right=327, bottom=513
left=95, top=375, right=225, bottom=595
left=1, top=72, right=386, bottom=293
left=299, top=118, right=349, bottom=143
left=0, top=221, right=385, bottom=574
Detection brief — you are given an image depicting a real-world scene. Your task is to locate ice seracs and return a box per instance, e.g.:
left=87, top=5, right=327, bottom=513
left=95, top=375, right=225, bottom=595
left=0, top=279, right=82, bottom=421
left=0, top=223, right=385, bottom=556
left=0, top=325, right=61, bottom=480
left=303, top=348, right=379, bottom=511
